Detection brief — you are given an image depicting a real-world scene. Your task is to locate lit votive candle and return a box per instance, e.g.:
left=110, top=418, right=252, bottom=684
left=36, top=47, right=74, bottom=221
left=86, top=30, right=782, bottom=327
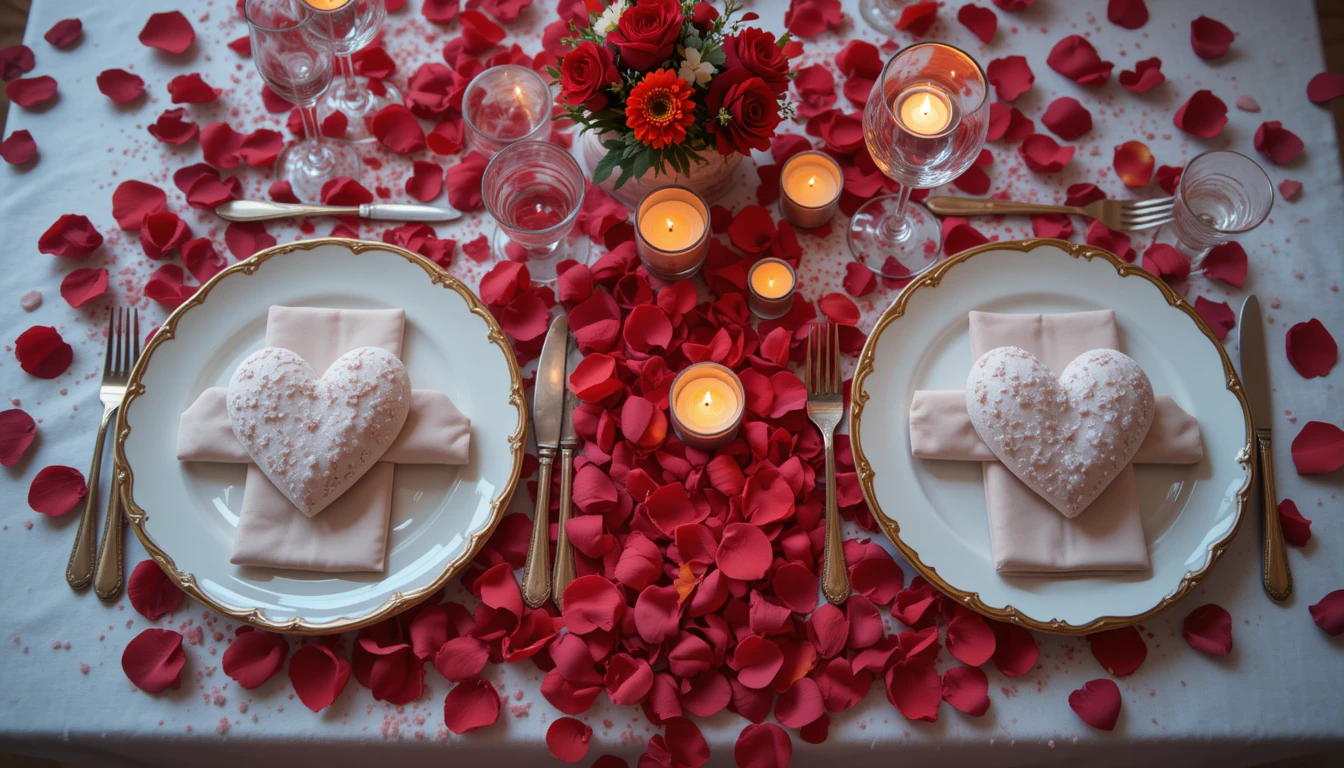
left=669, top=362, right=745, bottom=450
left=747, top=258, right=797, bottom=320
left=635, top=185, right=710, bottom=282
left=463, top=65, right=551, bottom=157
left=302, top=0, right=349, bottom=9
left=895, top=85, right=956, bottom=137
left=779, top=150, right=842, bottom=229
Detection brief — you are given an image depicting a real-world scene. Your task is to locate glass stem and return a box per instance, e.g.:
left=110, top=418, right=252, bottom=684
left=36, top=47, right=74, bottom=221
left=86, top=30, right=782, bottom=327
left=1190, top=245, right=1214, bottom=269
left=298, top=103, right=327, bottom=168
left=336, top=54, right=358, bottom=100
left=879, top=184, right=916, bottom=243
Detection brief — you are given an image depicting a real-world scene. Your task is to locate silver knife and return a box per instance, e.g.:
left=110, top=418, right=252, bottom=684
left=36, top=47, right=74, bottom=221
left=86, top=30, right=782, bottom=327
left=552, top=347, right=580, bottom=611
left=215, top=199, right=463, bottom=223
left=1238, top=295, right=1292, bottom=602
left=521, top=315, right=569, bottom=609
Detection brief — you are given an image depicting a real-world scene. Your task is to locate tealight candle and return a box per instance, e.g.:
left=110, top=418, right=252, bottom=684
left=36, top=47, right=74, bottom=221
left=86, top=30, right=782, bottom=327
left=463, top=65, right=551, bottom=157
left=895, top=85, right=955, bottom=137
left=635, top=185, right=711, bottom=282
left=668, top=362, right=745, bottom=450
left=747, top=258, right=797, bottom=319
left=303, top=0, right=349, bottom=9
left=779, top=150, right=842, bottom=229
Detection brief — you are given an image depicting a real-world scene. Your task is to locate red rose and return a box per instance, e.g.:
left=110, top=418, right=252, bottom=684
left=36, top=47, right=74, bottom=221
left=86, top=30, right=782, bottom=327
left=705, top=69, right=782, bottom=155
left=608, top=0, right=683, bottom=72
left=561, top=41, right=620, bottom=110
left=691, top=2, right=719, bottom=30
left=723, top=28, right=790, bottom=96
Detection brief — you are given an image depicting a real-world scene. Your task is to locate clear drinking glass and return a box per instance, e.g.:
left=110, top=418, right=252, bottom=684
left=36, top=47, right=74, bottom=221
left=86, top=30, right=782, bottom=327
left=306, top=0, right=401, bottom=143
left=1170, top=150, right=1273, bottom=266
left=856, top=0, right=907, bottom=35
left=245, top=0, right=359, bottom=202
left=482, top=142, right=588, bottom=285
left=849, top=43, right=990, bottom=279
left=463, top=66, right=552, bottom=158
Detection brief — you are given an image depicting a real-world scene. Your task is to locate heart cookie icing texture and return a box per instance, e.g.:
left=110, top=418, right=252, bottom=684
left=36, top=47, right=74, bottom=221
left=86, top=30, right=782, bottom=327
left=226, top=346, right=411, bottom=517
left=965, top=346, right=1156, bottom=519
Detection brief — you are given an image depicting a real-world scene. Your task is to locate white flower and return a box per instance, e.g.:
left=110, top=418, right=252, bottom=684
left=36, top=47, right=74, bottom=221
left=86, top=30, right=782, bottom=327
left=677, top=46, right=714, bottom=86
left=594, top=0, right=627, bottom=37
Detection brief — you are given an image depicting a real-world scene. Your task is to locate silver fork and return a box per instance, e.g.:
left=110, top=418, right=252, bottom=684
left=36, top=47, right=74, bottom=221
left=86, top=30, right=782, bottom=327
left=67, top=308, right=137, bottom=595
left=805, top=323, right=850, bottom=606
left=925, top=195, right=1175, bottom=232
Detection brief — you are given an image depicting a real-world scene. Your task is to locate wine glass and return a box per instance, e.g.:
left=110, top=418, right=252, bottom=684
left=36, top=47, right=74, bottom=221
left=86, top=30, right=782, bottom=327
left=482, top=142, right=588, bottom=285
left=1170, top=150, right=1273, bottom=267
left=306, top=0, right=401, bottom=143
left=245, top=0, right=359, bottom=202
left=463, top=65, right=553, bottom=158
left=856, top=0, right=908, bottom=35
left=849, top=43, right=990, bottom=279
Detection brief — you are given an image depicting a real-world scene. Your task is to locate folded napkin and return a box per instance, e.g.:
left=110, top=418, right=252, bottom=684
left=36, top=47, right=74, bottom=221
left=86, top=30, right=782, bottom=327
left=176, top=307, right=471, bottom=573
left=907, top=310, right=1203, bottom=574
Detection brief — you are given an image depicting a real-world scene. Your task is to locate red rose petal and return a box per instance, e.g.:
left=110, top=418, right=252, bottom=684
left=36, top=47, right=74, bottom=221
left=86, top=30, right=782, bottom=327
left=605, top=652, right=653, bottom=705
left=942, top=217, right=989, bottom=255
left=1085, top=220, right=1135, bottom=262
left=443, top=677, right=501, bottom=733
left=201, top=123, right=244, bottom=169
left=27, top=465, right=86, bottom=516
left=785, top=0, right=843, bottom=38
left=460, top=10, right=506, bottom=54
left=0, top=44, right=34, bottom=79
left=352, top=46, right=397, bottom=79
left=1107, top=0, right=1147, bottom=29
left=775, top=676, right=824, bottom=728
left=1199, top=242, right=1247, bottom=287
left=945, top=611, right=996, bottom=666
left=1309, top=590, right=1344, bottom=636
left=139, top=11, right=195, bottom=54
left=371, top=104, right=427, bottom=155
left=182, top=238, right=227, bottom=283
left=547, top=717, right=593, bottom=763
left=1174, top=90, right=1228, bottom=138
left=1280, top=179, right=1302, bottom=201
left=406, top=160, right=444, bottom=203
left=1041, top=97, right=1092, bottom=141
left=562, top=574, right=624, bottom=634
left=44, top=18, right=82, bottom=49
left=895, top=1, right=938, bottom=37
left=1286, top=319, right=1337, bottom=378
left=1047, top=35, right=1113, bottom=86
left=1190, top=16, right=1234, bottom=60
left=147, top=108, right=198, bottom=145
left=97, top=69, right=145, bottom=104
left=635, top=585, right=682, bottom=644
left=735, top=722, right=791, bottom=768
left=16, top=325, right=73, bottom=378
left=885, top=661, right=941, bottom=723
left=1088, top=626, right=1147, bottom=677
left=1307, top=72, right=1344, bottom=104
left=228, top=36, right=251, bottom=56
left=112, top=180, right=168, bottom=230
left=1141, top=243, right=1189, bottom=283
left=445, top=152, right=488, bottom=212
left=167, top=72, right=221, bottom=104
left=569, top=354, right=622, bottom=402
left=793, top=65, right=836, bottom=117
left=941, top=665, right=990, bottom=716
left=717, top=522, right=772, bottom=581
left=121, top=629, right=186, bottom=693
left=1069, top=679, right=1122, bottom=730
left=1253, top=121, right=1305, bottom=164
left=1067, top=183, right=1106, bottom=207
left=144, top=265, right=195, bottom=310
left=1155, top=164, right=1183, bottom=195
left=1113, top=141, right=1154, bottom=187
left=433, top=636, right=489, bottom=681
left=818, top=293, right=860, bottom=326
left=0, top=129, right=36, bottom=165
left=957, top=4, right=997, bottom=43
left=222, top=629, right=288, bottom=689
left=475, top=561, right=523, bottom=617
left=842, top=261, right=877, bottom=297
left=7, top=75, right=57, bottom=108
left=732, top=634, right=785, bottom=690
left=992, top=0, right=1034, bottom=9
left=1031, top=213, right=1073, bottom=239
left=60, top=267, right=109, bottom=308
left=1278, top=499, right=1312, bottom=547
left=0, top=409, right=37, bottom=466
left=1119, top=57, right=1164, bottom=94
left=1291, top=421, right=1344, bottom=474
left=423, top=0, right=461, bottom=23
left=224, top=221, right=277, bottom=260
left=289, top=645, right=351, bottom=712
left=1020, top=133, right=1074, bottom=173
left=1182, top=604, right=1232, bottom=656
left=1193, top=296, right=1235, bottom=340
left=990, top=622, right=1038, bottom=677
left=987, top=55, right=1034, bottom=101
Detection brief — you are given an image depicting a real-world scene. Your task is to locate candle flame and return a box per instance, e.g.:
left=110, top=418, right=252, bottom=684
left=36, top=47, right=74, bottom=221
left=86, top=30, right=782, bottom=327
left=702, top=392, right=714, bottom=409
left=513, top=84, right=522, bottom=99
left=918, top=93, right=932, bottom=118
left=666, top=218, right=674, bottom=232
left=767, top=277, right=775, bottom=288
left=808, top=175, right=816, bottom=187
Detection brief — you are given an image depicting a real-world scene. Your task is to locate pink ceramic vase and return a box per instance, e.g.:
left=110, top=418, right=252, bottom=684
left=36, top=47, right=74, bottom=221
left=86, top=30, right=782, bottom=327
left=580, top=131, right=743, bottom=208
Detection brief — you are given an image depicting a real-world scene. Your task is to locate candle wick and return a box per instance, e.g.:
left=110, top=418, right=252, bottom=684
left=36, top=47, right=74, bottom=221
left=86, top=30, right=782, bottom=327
left=919, top=93, right=931, bottom=117
left=666, top=218, right=674, bottom=232
left=808, top=176, right=816, bottom=187
left=702, top=393, right=713, bottom=408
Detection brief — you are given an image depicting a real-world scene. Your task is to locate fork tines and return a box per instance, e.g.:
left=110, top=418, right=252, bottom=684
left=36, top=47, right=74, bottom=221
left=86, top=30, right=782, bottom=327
left=805, top=323, right=841, bottom=396
left=1117, top=196, right=1174, bottom=231
left=104, top=307, right=141, bottom=381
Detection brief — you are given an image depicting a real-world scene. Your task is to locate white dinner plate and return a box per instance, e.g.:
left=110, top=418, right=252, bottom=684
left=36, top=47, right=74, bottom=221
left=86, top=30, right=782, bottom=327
left=850, top=239, right=1253, bottom=634
left=115, top=239, right=525, bottom=634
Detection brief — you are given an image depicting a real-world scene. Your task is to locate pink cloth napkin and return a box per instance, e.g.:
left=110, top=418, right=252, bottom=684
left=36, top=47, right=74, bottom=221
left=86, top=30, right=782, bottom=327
left=907, top=310, right=1203, bottom=574
left=176, top=307, right=471, bottom=573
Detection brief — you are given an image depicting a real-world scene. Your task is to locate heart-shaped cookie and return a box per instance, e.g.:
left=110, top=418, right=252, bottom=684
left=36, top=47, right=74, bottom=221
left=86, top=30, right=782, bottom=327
left=965, top=346, right=1155, bottom=518
left=226, top=346, right=411, bottom=517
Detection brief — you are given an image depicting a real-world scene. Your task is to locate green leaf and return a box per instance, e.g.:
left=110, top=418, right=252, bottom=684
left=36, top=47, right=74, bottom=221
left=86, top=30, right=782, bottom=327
left=612, top=162, right=635, bottom=191
left=593, top=151, right=621, bottom=185
left=631, top=148, right=654, bottom=180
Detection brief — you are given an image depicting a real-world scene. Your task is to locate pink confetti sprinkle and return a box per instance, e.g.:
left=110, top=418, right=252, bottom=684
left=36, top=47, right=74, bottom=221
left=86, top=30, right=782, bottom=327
left=79, top=662, right=90, bottom=674
left=216, top=718, right=230, bottom=735
left=19, top=291, right=41, bottom=311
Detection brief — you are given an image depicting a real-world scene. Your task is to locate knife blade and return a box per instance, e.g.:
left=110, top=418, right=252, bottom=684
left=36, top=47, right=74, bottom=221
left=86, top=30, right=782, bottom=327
left=552, top=347, right=580, bottom=610
left=521, top=316, right=569, bottom=609
left=1238, top=295, right=1292, bottom=602
left=215, top=199, right=463, bottom=223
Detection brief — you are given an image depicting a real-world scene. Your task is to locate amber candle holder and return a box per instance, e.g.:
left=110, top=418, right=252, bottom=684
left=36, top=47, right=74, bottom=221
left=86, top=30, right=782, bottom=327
left=668, top=362, right=745, bottom=450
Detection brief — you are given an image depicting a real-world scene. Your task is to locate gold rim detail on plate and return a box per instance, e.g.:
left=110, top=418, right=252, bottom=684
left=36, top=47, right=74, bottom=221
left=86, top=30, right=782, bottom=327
left=112, top=238, right=528, bottom=635
left=849, top=238, right=1254, bottom=635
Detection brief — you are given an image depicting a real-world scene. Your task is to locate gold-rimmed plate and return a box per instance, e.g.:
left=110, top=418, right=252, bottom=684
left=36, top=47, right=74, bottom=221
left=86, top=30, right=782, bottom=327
left=851, top=239, right=1252, bottom=634
left=115, top=239, right=525, bottom=634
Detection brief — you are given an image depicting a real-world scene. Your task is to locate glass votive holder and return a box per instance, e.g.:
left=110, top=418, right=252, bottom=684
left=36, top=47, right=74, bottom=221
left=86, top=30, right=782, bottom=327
left=747, top=258, right=797, bottom=319
left=635, top=185, right=711, bottom=282
left=463, top=65, right=551, bottom=157
left=779, top=150, right=842, bottom=229
left=482, top=141, right=588, bottom=285
left=668, top=362, right=745, bottom=450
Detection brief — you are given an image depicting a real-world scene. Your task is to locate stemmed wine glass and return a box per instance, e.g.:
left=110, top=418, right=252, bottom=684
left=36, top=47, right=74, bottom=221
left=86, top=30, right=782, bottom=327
left=856, top=0, right=911, bottom=35
left=306, top=0, right=402, bottom=143
left=1169, top=150, right=1273, bottom=267
left=244, top=0, right=359, bottom=202
left=482, top=142, right=588, bottom=285
left=849, top=43, right=990, bottom=279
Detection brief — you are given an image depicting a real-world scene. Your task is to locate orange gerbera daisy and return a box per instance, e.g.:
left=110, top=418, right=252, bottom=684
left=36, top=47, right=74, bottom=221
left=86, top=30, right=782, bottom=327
left=625, top=69, right=696, bottom=149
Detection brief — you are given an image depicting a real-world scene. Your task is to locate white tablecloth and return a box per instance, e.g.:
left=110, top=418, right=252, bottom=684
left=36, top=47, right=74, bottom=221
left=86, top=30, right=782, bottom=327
left=2, top=1, right=1342, bottom=766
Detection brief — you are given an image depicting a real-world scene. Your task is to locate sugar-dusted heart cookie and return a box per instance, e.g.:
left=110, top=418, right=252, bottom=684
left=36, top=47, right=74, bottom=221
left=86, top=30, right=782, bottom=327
left=965, top=346, right=1155, bottom=518
left=226, top=346, right=411, bottom=517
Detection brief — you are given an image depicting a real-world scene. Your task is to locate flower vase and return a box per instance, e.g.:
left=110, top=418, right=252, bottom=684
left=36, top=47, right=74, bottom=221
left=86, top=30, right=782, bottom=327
left=580, top=131, right=743, bottom=209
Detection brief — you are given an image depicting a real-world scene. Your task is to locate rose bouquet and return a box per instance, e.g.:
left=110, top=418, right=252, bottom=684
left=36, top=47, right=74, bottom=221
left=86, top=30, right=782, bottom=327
left=551, top=0, right=795, bottom=191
